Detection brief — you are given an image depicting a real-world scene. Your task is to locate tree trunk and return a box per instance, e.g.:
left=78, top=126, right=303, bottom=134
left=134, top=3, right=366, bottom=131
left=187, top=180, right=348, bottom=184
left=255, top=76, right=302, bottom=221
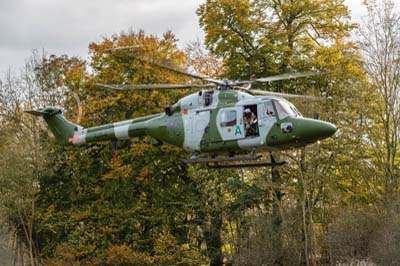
left=271, top=156, right=284, bottom=266
left=203, top=213, right=223, bottom=266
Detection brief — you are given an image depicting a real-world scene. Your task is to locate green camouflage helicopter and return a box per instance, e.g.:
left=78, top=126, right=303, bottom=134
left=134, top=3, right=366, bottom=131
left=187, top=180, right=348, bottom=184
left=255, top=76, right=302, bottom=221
left=25, top=57, right=336, bottom=168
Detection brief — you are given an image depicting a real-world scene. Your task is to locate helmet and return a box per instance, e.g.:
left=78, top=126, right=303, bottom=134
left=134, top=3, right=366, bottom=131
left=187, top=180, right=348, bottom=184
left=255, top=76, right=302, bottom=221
left=244, top=108, right=251, bottom=114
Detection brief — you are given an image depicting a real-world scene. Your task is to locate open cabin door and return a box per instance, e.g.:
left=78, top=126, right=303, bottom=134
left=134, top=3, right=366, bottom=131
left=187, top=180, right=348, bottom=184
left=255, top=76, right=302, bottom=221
left=183, top=110, right=211, bottom=150
left=217, top=107, right=245, bottom=141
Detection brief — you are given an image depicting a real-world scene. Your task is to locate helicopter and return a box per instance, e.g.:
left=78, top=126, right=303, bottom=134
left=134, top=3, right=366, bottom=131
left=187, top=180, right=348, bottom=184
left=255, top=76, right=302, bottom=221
left=25, top=53, right=337, bottom=168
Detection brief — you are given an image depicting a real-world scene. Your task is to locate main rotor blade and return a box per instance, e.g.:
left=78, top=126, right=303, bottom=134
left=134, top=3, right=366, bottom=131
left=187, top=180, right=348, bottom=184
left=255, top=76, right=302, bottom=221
left=138, top=59, right=226, bottom=85
left=95, top=83, right=218, bottom=90
left=235, top=71, right=316, bottom=85
left=254, top=71, right=316, bottom=82
left=103, top=45, right=147, bottom=53
left=104, top=47, right=225, bottom=85
left=248, top=89, right=320, bottom=100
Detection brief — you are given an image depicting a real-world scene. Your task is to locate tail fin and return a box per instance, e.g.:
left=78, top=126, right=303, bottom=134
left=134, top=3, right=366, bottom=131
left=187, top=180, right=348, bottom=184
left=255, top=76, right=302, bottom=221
left=25, top=107, right=82, bottom=145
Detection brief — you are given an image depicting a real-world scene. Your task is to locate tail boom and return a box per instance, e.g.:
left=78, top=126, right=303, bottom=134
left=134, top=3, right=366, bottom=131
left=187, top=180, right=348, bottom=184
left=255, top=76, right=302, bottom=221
left=25, top=107, right=160, bottom=145
left=25, top=107, right=82, bottom=145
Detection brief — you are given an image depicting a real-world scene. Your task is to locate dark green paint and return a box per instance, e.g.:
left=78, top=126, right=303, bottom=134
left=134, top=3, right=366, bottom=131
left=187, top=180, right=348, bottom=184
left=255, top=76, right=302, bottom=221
left=37, top=107, right=77, bottom=145
left=266, top=117, right=337, bottom=148
left=44, top=115, right=76, bottom=145
left=145, top=113, right=185, bottom=147
left=86, top=128, right=116, bottom=143
left=218, top=90, right=238, bottom=105
left=87, top=114, right=161, bottom=133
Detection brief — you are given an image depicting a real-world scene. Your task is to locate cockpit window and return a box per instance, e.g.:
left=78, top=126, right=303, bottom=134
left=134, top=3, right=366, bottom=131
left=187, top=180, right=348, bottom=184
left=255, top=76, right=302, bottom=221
left=274, top=100, right=302, bottom=119
left=290, top=104, right=302, bottom=117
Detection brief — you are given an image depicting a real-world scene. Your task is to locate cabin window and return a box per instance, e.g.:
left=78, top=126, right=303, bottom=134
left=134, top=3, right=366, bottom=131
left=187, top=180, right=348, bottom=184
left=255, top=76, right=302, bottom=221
left=204, top=91, right=214, bottom=106
left=220, top=110, right=237, bottom=127
left=263, top=101, right=275, bottom=117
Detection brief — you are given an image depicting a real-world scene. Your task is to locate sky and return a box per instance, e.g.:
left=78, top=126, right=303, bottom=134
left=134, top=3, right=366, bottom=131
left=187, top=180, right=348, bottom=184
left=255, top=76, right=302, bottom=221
left=0, top=0, right=366, bottom=75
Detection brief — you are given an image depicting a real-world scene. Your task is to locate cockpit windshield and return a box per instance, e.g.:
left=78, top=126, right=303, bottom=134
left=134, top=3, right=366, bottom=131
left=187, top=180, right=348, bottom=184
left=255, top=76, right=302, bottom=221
left=274, top=100, right=302, bottom=119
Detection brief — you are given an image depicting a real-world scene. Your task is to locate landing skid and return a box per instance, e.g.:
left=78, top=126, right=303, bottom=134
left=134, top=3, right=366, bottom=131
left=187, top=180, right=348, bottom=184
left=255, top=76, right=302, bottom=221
left=180, top=154, right=286, bottom=169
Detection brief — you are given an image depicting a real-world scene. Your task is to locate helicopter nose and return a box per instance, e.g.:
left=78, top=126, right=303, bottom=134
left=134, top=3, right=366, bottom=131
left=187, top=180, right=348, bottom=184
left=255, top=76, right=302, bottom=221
left=318, top=121, right=337, bottom=138
left=323, top=122, right=337, bottom=137
left=297, top=118, right=337, bottom=141
left=265, top=117, right=337, bottom=147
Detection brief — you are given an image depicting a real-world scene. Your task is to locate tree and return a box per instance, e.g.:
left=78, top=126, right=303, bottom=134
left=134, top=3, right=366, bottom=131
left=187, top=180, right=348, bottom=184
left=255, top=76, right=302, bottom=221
left=34, top=30, right=208, bottom=265
left=198, top=1, right=371, bottom=265
left=185, top=40, right=225, bottom=78
left=5, top=2, right=396, bottom=264
left=198, top=0, right=355, bottom=81
left=358, top=0, right=400, bottom=200
left=0, top=52, right=66, bottom=266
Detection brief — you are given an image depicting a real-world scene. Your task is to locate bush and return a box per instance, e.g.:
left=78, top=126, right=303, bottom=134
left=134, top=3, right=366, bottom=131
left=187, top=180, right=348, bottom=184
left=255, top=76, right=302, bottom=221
left=327, top=202, right=400, bottom=266
left=325, top=208, right=379, bottom=264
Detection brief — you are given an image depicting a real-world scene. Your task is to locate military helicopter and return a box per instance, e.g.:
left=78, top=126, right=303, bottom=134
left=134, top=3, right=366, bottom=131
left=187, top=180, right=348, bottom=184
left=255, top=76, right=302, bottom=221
left=25, top=53, right=336, bottom=168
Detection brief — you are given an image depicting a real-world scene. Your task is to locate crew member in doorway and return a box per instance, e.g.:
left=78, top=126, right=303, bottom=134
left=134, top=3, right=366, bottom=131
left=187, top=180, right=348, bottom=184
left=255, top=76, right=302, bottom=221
left=244, top=108, right=257, bottom=136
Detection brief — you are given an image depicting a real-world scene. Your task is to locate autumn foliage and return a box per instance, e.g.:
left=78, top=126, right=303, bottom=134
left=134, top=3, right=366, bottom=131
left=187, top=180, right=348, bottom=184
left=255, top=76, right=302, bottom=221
left=1, top=1, right=400, bottom=266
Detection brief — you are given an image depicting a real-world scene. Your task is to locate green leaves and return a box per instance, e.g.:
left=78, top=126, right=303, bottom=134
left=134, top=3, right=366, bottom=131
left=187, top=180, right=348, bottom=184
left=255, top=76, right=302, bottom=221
left=198, top=0, right=356, bottom=84
left=3, top=1, right=394, bottom=264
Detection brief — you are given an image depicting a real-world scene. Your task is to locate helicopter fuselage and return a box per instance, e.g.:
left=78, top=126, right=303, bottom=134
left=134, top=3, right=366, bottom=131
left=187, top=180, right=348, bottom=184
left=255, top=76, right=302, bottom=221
left=60, top=90, right=336, bottom=154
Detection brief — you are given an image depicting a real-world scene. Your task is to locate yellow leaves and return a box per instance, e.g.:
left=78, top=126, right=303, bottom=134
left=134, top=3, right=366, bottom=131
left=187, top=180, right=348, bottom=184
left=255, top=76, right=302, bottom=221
left=72, top=208, right=91, bottom=221
left=102, top=155, right=133, bottom=181
left=102, top=245, right=154, bottom=266
left=337, top=179, right=353, bottom=191
left=185, top=40, right=225, bottom=78
left=130, top=142, right=149, bottom=157
left=85, top=31, right=191, bottom=129
left=65, top=61, right=86, bottom=87
left=181, top=243, right=190, bottom=251
left=222, top=243, right=232, bottom=253
left=139, top=167, right=152, bottom=180
left=160, top=144, right=181, bottom=154
left=153, top=230, right=209, bottom=266
left=43, top=244, right=82, bottom=266
left=154, top=229, right=178, bottom=255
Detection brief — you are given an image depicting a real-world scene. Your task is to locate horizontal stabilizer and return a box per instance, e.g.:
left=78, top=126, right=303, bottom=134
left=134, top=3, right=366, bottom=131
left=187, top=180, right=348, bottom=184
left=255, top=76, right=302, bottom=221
left=24, top=109, right=48, bottom=116
left=24, top=107, right=62, bottom=117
